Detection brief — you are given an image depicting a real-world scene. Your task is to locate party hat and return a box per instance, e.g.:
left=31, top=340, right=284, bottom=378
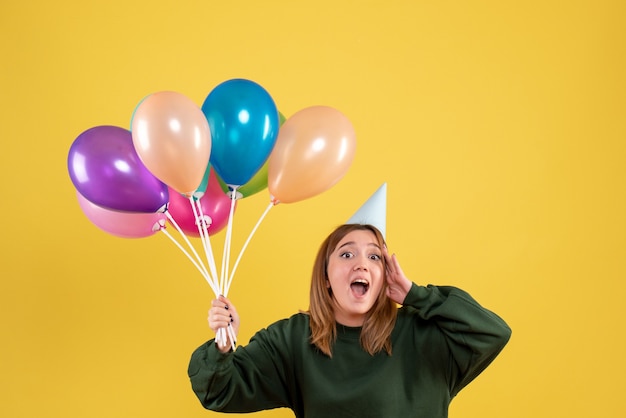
left=346, top=183, right=387, bottom=238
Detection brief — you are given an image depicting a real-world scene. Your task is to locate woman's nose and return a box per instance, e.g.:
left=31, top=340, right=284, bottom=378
left=353, top=258, right=369, bottom=271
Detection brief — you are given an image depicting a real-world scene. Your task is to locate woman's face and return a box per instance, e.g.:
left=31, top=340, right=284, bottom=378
left=326, top=229, right=385, bottom=326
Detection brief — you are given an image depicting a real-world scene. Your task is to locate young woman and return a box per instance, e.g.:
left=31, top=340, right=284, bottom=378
left=188, top=224, right=511, bottom=417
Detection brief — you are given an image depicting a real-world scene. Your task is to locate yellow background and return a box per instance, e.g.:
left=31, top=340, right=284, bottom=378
left=2, top=1, right=625, bottom=417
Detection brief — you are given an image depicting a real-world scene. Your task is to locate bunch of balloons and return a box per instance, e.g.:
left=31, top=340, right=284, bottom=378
left=67, top=78, right=356, bottom=307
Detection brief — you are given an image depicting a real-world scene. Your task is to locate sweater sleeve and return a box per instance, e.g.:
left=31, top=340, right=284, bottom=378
left=403, top=284, right=512, bottom=397
left=187, top=319, right=296, bottom=413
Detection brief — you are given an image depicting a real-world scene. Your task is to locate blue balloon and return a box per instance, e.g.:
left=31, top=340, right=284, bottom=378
left=202, top=79, right=279, bottom=186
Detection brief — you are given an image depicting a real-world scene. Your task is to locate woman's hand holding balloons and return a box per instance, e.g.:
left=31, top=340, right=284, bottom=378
left=209, top=296, right=240, bottom=353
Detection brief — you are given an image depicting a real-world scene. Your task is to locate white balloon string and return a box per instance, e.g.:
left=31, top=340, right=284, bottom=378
left=222, top=328, right=228, bottom=347
left=184, top=198, right=225, bottom=345
left=219, top=217, right=230, bottom=295
left=225, top=188, right=238, bottom=290
left=220, top=186, right=238, bottom=295
left=165, top=210, right=212, bottom=286
left=227, top=324, right=237, bottom=351
left=159, top=228, right=220, bottom=296
left=215, top=326, right=236, bottom=351
left=224, top=200, right=274, bottom=297
left=189, top=197, right=211, bottom=276
left=216, top=328, right=225, bottom=348
left=189, top=196, right=220, bottom=290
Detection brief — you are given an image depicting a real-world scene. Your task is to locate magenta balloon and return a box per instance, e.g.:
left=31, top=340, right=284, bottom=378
left=76, top=192, right=166, bottom=238
left=167, top=168, right=234, bottom=237
left=68, top=125, right=169, bottom=213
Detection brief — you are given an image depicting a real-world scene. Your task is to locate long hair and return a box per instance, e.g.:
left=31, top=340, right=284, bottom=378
left=307, top=224, right=397, bottom=357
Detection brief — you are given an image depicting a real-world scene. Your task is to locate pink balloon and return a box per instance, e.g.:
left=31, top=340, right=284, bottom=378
left=166, top=168, right=234, bottom=237
left=76, top=192, right=166, bottom=239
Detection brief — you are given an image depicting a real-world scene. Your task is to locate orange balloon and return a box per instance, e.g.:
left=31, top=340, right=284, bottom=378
left=131, top=91, right=212, bottom=197
left=268, top=106, right=356, bottom=204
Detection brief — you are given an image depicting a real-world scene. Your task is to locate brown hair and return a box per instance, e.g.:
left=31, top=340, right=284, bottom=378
left=306, top=224, right=397, bottom=357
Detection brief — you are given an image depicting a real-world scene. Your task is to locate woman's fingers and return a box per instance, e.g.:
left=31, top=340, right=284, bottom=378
left=383, top=246, right=398, bottom=278
left=383, top=246, right=399, bottom=276
left=383, top=247, right=413, bottom=304
left=208, top=297, right=235, bottom=330
left=207, top=296, right=240, bottom=352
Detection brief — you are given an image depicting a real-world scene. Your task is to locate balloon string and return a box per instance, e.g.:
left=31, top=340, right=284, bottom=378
left=165, top=210, right=213, bottom=287
left=220, top=187, right=238, bottom=295
left=226, top=188, right=238, bottom=289
left=189, top=197, right=220, bottom=288
left=191, top=198, right=229, bottom=349
left=217, top=328, right=225, bottom=348
left=215, top=326, right=236, bottom=351
left=227, top=324, right=237, bottom=351
left=224, top=201, right=274, bottom=297
left=162, top=221, right=229, bottom=349
left=159, top=228, right=219, bottom=296
left=215, top=324, right=237, bottom=351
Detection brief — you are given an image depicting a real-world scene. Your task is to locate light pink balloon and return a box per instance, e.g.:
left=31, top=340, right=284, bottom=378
left=76, top=192, right=166, bottom=238
left=268, top=106, right=356, bottom=204
left=131, top=91, right=212, bottom=197
left=166, top=168, right=234, bottom=237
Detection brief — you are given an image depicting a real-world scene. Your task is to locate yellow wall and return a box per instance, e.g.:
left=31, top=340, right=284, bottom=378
left=2, top=1, right=625, bottom=417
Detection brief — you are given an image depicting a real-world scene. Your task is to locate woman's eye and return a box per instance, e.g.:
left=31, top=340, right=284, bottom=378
left=369, top=254, right=381, bottom=261
left=340, top=252, right=353, bottom=258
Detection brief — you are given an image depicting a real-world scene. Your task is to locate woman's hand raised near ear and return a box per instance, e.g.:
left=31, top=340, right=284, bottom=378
left=383, top=246, right=413, bottom=305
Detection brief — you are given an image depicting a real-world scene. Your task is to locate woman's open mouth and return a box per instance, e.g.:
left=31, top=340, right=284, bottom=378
left=350, top=279, right=369, bottom=296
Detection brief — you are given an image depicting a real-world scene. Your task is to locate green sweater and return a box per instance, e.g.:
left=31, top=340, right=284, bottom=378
left=188, top=284, right=511, bottom=417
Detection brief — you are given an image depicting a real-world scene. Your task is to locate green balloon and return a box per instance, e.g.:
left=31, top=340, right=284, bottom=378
left=218, top=160, right=268, bottom=199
